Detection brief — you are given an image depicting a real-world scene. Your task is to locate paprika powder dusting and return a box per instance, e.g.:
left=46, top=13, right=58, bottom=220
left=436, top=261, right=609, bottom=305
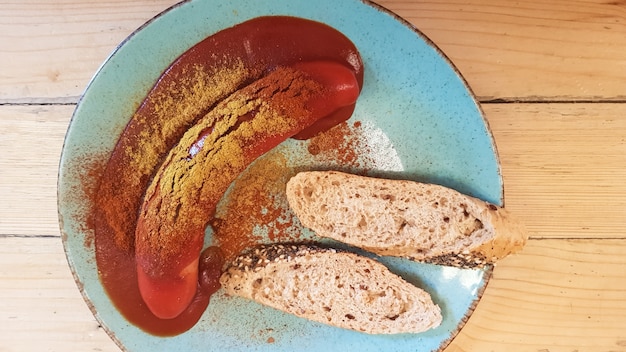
left=211, top=147, right=301, bottom=261
left=307, top=120, right=371, bottom=168
left=211, top=120, right=377, bottom=263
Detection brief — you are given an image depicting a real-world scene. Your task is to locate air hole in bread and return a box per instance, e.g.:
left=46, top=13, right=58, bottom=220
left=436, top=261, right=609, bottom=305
left=381, top=194, right=395, bottom=201
left=345, top=314, right=356, bottom=320
left=358, top=216, right=367, bottom=229
left=473, top=219, right=484, bottom=231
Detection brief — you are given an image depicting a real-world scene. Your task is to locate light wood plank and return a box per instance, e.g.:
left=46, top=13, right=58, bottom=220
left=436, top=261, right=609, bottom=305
left=2, top=236, right=625, bottom=351
left=1, top=0, right=625, bottom=102
left=0, top=0, right=177, bottom=103
left=377, top=0, right=626, bottom=101
left=0, top=236, right=120, bottom=352
left=0, top=105, right=72, bottom=236
left=485, top=103, right=626, bottom=238
left=446, top=238, right=626, bottom=351
left=1, top=103, right=625, bottom=238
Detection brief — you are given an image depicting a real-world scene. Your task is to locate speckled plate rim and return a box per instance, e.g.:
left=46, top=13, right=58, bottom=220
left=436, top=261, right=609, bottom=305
left=58, top=0, right=502, bottom=351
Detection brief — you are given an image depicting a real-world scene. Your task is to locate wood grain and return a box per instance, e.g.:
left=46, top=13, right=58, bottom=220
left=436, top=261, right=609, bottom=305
left=1, top=0, right=625, bottom=102
left=0, top=236, right=119, bottom=352
left=376, top=0, right=626, bottom=101
left=2, top=236, right=624, bottom=352
left=485, top=103, right=626, bottom=238
left=0, top=105, right=72, bottom=236
left=447, top=238, right=626, bottom=351
left=0, top=0, right=176, bottom=103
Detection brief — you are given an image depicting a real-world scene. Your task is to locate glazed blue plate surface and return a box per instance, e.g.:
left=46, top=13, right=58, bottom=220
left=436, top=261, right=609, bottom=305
left=58, top=0, right=502, bottom=351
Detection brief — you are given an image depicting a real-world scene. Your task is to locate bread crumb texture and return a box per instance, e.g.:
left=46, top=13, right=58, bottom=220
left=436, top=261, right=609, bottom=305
left=286, top=171, right=528, bottom=268
left=220, top=243, right=442, bottom=334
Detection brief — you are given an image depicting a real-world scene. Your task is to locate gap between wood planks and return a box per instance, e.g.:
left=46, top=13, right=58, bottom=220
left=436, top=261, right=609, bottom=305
left=482, top=98, right=626, bottom=104
left=2, top=98, right=626, bottom=106
left=0, top=234, right=60, bottom=238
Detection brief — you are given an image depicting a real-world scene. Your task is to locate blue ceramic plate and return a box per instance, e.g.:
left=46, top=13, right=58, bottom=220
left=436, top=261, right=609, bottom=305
left=58, top=0, right=502, bottom=351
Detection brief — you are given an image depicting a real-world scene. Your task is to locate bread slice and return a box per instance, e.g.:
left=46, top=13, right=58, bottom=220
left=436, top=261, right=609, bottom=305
left=286, top=171, right=528, bottom=268
left=219, top=243, right=442, bottom=334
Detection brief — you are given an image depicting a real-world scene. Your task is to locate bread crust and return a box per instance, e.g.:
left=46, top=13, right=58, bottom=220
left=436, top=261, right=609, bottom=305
left=286, top=171, right=528, bottom=268
left=220, top=243, right=442, bottom=334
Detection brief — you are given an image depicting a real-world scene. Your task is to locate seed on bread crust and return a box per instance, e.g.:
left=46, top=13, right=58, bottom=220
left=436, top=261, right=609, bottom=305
left=227, top=243, right=336, bottom=272
left=424, top=252, right=488, bottom=269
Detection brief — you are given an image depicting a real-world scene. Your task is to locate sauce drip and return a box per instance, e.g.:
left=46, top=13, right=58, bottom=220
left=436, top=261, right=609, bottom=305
left=198, top=246, right=225, bottom=293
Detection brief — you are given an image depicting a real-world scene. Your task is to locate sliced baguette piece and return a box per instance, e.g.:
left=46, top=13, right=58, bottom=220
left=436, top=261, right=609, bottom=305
left=286, top=171, right=528, bottom=268
left=219, top=243, right=442, bottom=334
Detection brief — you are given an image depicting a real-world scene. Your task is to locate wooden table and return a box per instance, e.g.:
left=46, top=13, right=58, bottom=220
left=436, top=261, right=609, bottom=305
left=1, top=1, right=625, bottom=351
